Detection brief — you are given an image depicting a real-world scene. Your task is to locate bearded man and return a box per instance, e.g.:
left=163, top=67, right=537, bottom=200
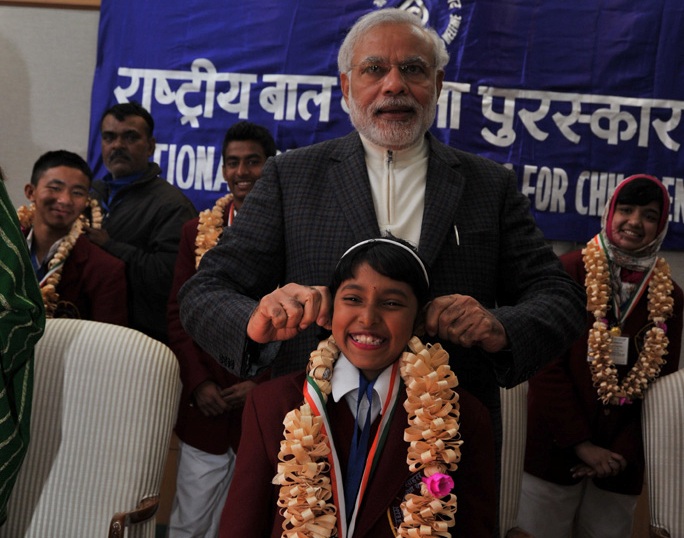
left=179, top=8, right=585, bottom=452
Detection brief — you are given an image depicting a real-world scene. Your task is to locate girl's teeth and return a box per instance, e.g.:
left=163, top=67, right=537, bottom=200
left=353, top=334, right=382, bottom=345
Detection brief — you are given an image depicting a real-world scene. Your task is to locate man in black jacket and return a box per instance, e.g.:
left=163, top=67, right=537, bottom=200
left=87, top=102, right=197, bottom=343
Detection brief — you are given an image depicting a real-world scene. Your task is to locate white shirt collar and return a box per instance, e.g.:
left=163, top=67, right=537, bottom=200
left=26, top=228, right=64, bottom=267
left=331, top=353, right=394, bottom=419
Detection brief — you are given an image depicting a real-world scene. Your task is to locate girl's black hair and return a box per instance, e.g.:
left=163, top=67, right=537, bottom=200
left=616, top=178, right=664, bottom=210
left=329, top=237, right=431, bottom=309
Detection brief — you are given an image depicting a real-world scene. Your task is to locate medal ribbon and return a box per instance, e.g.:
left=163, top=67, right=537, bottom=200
left=39, top=261, right=64, bottom=287
left=304, top=360, right=402, bottom=537
left=595, top=235, right=655, bottom=326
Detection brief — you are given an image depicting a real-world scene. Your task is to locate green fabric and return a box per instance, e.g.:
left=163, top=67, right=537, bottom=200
left=0, top=181, right=45, bottom=526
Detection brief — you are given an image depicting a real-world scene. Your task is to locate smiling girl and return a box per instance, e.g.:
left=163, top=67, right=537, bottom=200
left=218, top=238, right=496, bottom=537
left=518, top=174, right=683, bottom=538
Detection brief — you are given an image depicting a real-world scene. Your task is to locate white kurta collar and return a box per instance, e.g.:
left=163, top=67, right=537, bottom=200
left=360, top=134, right=429, bottom=247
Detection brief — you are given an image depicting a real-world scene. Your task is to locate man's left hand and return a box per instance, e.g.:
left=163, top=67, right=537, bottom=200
left=425, top=294, right=508, bottom=353
left=221, top=380, right=258, bottom=411
left=84, top=225, right=110, bottom=247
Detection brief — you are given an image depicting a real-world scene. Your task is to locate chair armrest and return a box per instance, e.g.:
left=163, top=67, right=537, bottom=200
left=649, top=526, right=671, bottom=538
left=108, top=495, right=160, bottom=538
left=505, top=526, right=535, bottom=538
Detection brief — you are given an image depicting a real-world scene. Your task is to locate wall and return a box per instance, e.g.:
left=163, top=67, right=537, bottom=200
left=1, top=4, right=682, bottom=369
left=0, top=4, right=98, bottom=205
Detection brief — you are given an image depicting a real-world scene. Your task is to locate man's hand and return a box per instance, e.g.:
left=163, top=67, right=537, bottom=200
left=246, top=283, right=332, bottom=343
left=193, top=381, right=229, bottom=417
left=83, top=225, right=110, bottom=247
left=425, top=294, right=508, bottom=352
left=572, top=440, right=626, bottom=478
left=221, top=380, right=257, bottom=411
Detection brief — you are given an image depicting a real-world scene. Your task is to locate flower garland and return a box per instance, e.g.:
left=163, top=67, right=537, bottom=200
left=17, top=200, right=102, bottom=317
left=273, top=335, right=461, bottom=537
left=195, top=193, right=233, bottom=269
left=583, top=239, right=674, bottom=405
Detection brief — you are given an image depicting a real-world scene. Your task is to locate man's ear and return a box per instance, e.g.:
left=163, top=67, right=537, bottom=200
left=413, top=305, right=427, bottom=337
left=147, top=136, right=156, bottom=158
left=340, top=72, right=350, bottom=106
left=24, top=183, right=36, bottom=202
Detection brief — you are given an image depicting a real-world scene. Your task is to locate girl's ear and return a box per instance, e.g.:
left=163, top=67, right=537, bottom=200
left=412, top=305, right=427, bottom=337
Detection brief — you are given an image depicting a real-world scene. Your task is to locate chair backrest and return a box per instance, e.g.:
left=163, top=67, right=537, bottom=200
left=499, top=381, right=529, bottom=538
left=0, top=318, right=180, bottom=538
left=642, top=368, right=684, bottom=538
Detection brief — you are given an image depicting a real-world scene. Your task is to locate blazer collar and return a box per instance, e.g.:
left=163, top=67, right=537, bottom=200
left=329, top=132, right=381, bottom=242
left=419, top=133, right=465, bottom=268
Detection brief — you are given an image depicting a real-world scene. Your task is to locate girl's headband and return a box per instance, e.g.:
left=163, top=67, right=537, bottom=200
left=338, top=238, right=430, bottom=286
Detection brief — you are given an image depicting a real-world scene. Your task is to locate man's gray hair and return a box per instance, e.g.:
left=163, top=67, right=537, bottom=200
left=337, top=8, right=450, bottom=74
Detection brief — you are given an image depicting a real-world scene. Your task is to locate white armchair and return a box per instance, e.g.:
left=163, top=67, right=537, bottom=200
left=0, top=319, right=181, bottom=538
left=642, top=368, right=684, bottom=538
left=499, top=382, right=531, bottom=538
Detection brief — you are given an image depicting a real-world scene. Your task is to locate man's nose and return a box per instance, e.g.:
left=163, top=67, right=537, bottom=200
left=381, top=65, right=408, bottom=94
left=109, top=135, right=125, bottom=148
left=56, top=191, right=73, bottom=205
left=236, top=161, right=249, bottom=176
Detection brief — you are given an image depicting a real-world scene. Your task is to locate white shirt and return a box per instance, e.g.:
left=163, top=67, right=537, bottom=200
left=360, top=134, right=429, bottom=247
left=26, top=228, right=63, bottom=276
left=331, top=353, right=394, bottom=430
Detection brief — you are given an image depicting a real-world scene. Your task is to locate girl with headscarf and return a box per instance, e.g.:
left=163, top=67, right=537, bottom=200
left=517, top=174, right=683, bottom=538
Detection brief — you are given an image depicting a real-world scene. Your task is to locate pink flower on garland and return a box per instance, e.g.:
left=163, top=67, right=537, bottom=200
left=422, top=473, right=454, bottom=498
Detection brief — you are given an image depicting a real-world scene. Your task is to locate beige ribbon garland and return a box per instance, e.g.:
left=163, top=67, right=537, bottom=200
left=273, top=336, right=462, bottom=538
left=195, top=193, right=233, bottom=268
left=583, top=238, right=673, bottom=405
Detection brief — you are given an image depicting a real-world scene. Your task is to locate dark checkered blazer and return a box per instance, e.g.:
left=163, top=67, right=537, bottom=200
left=179, top=131, right=585, bottom=418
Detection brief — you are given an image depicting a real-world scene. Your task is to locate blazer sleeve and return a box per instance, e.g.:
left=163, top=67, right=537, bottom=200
left=488, top=173, right=586, bottom=387
left=179, top=156, right=285, bottom=377
left=168, top=218, right=220, bottom=392
left=219, top=386, right=281, bottom=537
left=83, top=239, right=129, bottom=326
left=451, top=389, right=497, bottom=538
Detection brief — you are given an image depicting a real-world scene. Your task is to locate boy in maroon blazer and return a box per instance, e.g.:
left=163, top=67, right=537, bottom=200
left=20, top=150, right=127, bottom=324
left=166, top=122, right=277, bottom=537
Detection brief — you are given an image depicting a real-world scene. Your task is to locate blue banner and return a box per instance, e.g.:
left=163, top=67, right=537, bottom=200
left=88, top=0, right=684, bottom=249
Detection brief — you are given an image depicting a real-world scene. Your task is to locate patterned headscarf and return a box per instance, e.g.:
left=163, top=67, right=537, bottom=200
left=599, top=174, right=670, bottom=304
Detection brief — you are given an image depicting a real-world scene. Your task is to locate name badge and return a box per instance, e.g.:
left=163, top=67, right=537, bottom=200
left=609, top=336, right=629, bottom=365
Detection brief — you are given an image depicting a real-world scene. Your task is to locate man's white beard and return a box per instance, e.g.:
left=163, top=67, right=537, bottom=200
left=347, top=89, right=437, bottom=150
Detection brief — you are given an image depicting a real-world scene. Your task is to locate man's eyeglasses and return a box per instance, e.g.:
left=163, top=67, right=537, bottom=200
left=350, top=61, right=434, bottom=83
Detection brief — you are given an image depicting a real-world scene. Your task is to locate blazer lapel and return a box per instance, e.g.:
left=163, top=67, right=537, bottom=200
left=419, top=135, right=465, bottom=268
left=329, top=132, right=381, bottom=241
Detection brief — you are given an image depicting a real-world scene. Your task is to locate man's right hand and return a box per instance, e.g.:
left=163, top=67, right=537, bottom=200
left=246, top=283, right=332, bottom=343
left=83, top=225, right=110, bottom=247
left=193, top=381, right=229, bottom=417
